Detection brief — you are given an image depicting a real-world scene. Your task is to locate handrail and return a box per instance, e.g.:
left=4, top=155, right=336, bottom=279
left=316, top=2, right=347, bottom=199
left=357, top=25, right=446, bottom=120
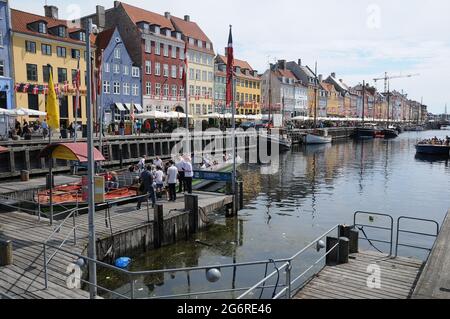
left=353, top=211, right=394, bottom=256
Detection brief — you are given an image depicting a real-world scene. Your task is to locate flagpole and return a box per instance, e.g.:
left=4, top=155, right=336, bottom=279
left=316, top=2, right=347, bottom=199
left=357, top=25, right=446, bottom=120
left=85, top=18, right=97, bottom=299
left=184, top=42, right=190, bottom=155
left=229, top=25, right=237, bottom=196
left=74, top=56, right=80, bottom=143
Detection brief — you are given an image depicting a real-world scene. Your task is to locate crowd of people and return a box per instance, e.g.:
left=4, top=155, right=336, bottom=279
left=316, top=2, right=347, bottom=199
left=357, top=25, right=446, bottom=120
left=419, top=136, right=450, bottom=146
left=9, top=119, right=49, bottom=140
left=133, top=155, right=194, bottom=210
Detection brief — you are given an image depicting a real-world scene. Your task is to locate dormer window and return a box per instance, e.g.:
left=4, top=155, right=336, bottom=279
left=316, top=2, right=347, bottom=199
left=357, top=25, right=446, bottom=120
left=197, top=40, right=203, bottom=48
left=176, top=32, right=181, bottom=40
left=154, top=26, right=160, bottom=34
left=38, top=22, right=47, bottom=34
left=56, top=26, right=66, bottom=37
left=165, top=29, right=171, bottom=37
left=189, top=38, right=194, bottom=45
left=206, top=42, right=211, bottom=50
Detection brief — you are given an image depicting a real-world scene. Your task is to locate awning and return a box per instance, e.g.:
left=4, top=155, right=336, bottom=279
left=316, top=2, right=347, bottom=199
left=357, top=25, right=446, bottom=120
left=0, top=146, right=8, bottom=153
left=134, top=104, right=143, bottom=112
left=123, top=103, right=132, bottom=111
left=115, top=103, right=126, bottom=112
left=39, top=143, right=105, bottom=163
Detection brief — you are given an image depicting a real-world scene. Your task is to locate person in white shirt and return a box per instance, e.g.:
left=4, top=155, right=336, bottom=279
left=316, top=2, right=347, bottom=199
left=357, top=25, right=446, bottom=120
left=154, top=157, right=163, bottom=169
left=137, top=156, right=146, bottom=172
left=182, top=158, right=194, bottom=194
left=154, top=166, right=165, bottom=196
left=176, top=157, right=185, bottom=193
left=167, top=161, right=178, bottom=201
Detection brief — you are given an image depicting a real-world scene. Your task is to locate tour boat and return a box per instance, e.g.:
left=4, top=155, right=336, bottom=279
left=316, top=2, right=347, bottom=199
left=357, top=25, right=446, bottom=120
left=415, top=144, right=450, bottom=156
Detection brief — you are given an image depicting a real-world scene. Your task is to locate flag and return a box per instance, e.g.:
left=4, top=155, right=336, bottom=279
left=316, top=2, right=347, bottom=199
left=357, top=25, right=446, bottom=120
left=63, top=81, right=69, bottom=93
left=97, top=50, right=103, bottom=95
left=22, top=83, right=30, bottom=93
left=14, top=83, right=21, bottom=92
left=32, top=85, right=39, bottom=95
left=74, top=57, right=81, bottom=113
left=46, top=71, right=59, bottom=129
left=182, top=42, right=188, bottom=99
left=225, top=25, right=234, bottom=107
left=43, top=84, right=48, bottom=95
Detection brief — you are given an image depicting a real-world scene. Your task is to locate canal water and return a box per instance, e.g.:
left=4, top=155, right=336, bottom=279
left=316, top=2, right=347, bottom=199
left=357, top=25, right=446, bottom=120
left=98, top=130, right=450, bottom=299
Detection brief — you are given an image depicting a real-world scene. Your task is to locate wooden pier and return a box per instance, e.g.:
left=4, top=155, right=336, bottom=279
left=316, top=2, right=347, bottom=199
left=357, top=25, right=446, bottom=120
left=0, top=191, right=233, bottom=299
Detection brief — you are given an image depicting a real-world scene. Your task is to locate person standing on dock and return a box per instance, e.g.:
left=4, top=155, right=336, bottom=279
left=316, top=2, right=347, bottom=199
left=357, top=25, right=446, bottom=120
left=183, top=156, right=193, bottom=194
left=176, top=156, right=185, bottom=193
left=167, top=161, right=178, bottom=202
left=136, top=165, right=156, bottom=210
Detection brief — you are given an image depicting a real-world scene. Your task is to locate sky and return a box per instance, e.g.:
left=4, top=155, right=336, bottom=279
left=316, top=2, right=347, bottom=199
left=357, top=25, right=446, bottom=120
left=10, top=0, right=450, bottom=114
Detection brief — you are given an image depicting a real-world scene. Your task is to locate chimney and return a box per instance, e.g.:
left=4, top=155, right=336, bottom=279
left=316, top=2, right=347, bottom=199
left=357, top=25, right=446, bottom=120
left=339, top=79, right=343, bottom=83
left=114, top=1, right=121, bottom=8
left=165, top=12, right=171, bottom=19
left=184, top=15, right=190, bottom=22
left=278, top=60, right=287, bottom=70
left=298, top=59, right=302, bottom=66
left=44, top=5, right=58, bottom=19
left=96, top=5, right=105, bottom=30
left=318, top=74, right=323, bottom=82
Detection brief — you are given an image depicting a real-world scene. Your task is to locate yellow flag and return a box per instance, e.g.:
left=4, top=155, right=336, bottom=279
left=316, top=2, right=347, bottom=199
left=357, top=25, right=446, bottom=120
left=46, top=71, right=59, bottom=130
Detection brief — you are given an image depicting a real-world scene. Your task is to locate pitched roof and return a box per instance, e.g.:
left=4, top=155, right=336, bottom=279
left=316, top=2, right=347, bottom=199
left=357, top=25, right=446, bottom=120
left=217, top=55, right=253, bottom=71
left=95, top=28, right=116, bottom=51
left=321, top=82, right=335, bottom=92
left=170, top=16, right=211, bottom=44
left=277, top=69, right=297, bottom=80
left=11, top=9, right=86, bottom=45
left=120, top=2, right=173, bottom=30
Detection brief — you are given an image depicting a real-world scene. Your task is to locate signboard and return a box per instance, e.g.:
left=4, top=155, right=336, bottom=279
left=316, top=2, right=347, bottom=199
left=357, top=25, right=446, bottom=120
left=193, top=170, right=232, bottom=182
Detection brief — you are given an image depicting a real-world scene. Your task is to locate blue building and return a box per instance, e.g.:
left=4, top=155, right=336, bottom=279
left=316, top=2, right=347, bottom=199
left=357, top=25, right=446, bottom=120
left=96, top=27, right=142, bottom=128
left=0, top=0, right=14, bottom=110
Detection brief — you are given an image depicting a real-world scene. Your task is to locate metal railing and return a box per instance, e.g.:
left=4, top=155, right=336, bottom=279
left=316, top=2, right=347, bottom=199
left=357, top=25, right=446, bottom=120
left=353, top=211, right=394, bottom=256
left=0, top=291, right=14, bottom=299
left=395, top=216, right=440, bottom=258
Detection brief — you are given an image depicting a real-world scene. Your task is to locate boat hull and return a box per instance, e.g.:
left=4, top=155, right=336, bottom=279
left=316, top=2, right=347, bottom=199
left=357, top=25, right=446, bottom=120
left=305, top=134, right=332, bottom=145
left=383, top=129, right=399, bottom=139
left=415, top=145, right=450, bottom=155
left=353, top=128, right=375, bottom=139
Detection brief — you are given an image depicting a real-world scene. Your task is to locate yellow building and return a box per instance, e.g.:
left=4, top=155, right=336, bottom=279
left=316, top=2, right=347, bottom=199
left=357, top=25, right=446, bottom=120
left=321, top=82, right=339, bottom=116
left=216, top=55, right=261, bottom=115
left=11, top=7, right=89, bottom=127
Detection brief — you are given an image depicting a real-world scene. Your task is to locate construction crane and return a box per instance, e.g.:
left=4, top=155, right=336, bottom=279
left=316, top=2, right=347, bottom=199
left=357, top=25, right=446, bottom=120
left=373, top=72, right=420, bottom=93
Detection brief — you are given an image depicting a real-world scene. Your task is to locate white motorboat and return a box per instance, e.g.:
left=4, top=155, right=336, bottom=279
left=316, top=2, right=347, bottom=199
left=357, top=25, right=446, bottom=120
left=305, top=130, right=332, bottom=145
left=441, top=125, right=450, bottom=130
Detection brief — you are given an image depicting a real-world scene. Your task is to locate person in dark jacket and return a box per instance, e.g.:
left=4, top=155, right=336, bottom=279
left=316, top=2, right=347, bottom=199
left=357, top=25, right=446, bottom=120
left=136, top=165, right=156, bottom=210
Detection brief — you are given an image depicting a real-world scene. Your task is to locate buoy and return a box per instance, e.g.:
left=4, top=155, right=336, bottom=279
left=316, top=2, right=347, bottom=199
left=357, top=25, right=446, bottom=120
left=115, top=257, right=131, bottom=269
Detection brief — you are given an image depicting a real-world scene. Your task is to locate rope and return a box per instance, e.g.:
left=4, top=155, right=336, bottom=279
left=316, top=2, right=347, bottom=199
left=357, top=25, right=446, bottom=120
left=269, top=259, right=280, bottom=299
left=356, top=226, right=384, bottom=254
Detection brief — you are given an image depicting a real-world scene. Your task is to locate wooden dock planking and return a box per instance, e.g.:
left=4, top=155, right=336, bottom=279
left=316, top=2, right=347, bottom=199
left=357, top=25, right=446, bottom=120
left=294, top=251, right=423, bottom=300
left=0, top=191, right=232, bottom=299
left=412, top=210, right=450, bottom=299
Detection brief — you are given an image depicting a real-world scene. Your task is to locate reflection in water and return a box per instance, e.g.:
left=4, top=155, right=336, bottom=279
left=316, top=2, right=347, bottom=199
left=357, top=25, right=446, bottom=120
left=99, top=131, right=450, bottom=299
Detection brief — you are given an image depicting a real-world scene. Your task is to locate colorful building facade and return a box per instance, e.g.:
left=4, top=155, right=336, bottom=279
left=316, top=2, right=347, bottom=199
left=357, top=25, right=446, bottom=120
left=0, top=0, right=14, bottom=110
left=11, top=6, right=88, bottom=126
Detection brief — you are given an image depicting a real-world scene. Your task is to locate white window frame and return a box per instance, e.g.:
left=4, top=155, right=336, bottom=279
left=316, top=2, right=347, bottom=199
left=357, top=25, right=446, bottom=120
left=155, top=42, right=160, bottom=55
left=171, top=46, right=177, bottom=59
left=145, top=61, right=151, bottom=75
left=171, top=65, right=177, bottom=78
left=123, top=82, right=130, bottom=95
left=179, top=66, right=183, bottom=79
left=155, top=83, right=161, bottom=96
left=132, top=84, right=139, bottom=96
left=163, top=64, right=169, bottom=77
left=155, top=62, right=161, bottom=76
left=103, top=81, right=110, bottom=94
left=132, top=67, right=140, bottom=78
left=163, top=84, right=169, bottom=97
left=163, top=44, right=169, bottom=57
left=104, top=63, right=110, bottom=73
left=114, top=48, right=120, bottom=59
left=123, top=65, right=129, bottom=76
left=145, top=82, right=151, bottom=96
left=145, top=39, right=151, bottom=53
left=202, top=70, right=207, bottom=81
left=189, top=68, right=194, bottom=80
left=171, top=84, right=177, bottom=97
left=113, top=64, right=120, bottom=74
left=113, top=82, right=120, bottom=95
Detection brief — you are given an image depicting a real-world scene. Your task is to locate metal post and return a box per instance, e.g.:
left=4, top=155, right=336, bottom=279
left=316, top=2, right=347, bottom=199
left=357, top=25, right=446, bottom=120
left=86, top=19, right=97, bottom=299
left=285, top=262, right=291, bottom=299
left=49, top=128, right=53, bottom=226
left=37, top=190, right=41, bottom=222
left=146, top=197, right=150, bottom=223
left=72, top=211, right=77, bottom=245
left=231, top=74, right=237, bottom=195
left=130, top=275, right=135, bottom=299
left=43, top=244, right=48, bottom=289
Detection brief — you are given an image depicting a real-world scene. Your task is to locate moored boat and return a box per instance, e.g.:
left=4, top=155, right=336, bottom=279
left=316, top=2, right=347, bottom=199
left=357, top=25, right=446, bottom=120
left=383, top=128, right=399, bottom=139
left=304, top=132, right=332, bottom=144
left=353, top=127, right=375, bottom=139
left=415, top=144, right=450, bottom=156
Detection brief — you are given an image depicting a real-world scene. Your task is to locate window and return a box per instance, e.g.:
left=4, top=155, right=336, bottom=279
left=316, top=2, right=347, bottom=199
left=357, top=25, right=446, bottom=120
left=38, top=22, right=47, bottom=34
left=132, top=84, right=138, bottom=96
left=72, top=96, right=82, bottom=118
left=144, top=40, right=151, bottom=53
left=0, top=33, right=3, bottom=47
left=189, top=85, right=194, bottom=96
left=163, top=84, right=169, bottom=97
left=171, top=65, right=177, bottom=78
left=201, top=87, right=206, bottom=97
left=0, top=60, right=4, bottom=76
left=123, top=83, right=130, bottom=95
left=132, top=67, right=140, bottom=77
left=171, top=85, right=177, bottom=97
left=208, top=72, right=213, bottom=82
left=202, top=54, right=207, bottom=65
left=114, top=48, right=120, bottom=59
left=25, top=41, right=36, bottom=53
left=163, top=64, right=169, bottom=77
left=145, top=82, right=151, bottom=96
left=179, top=66, right=183, bottom=79
left=41, top=66, right=52, bottom=83
left=145, top=61, right=151, bottom=74
left=41, top=44, right=52, bottom=56
left=195, top=86, right=200, bottom=96
left=155, top=42, right=160, bottom=55
left=198, top=40, right=203, bottom=48
left=58, top=68, right=67, bottom=83
left=180, top=49, right=185, bottom=60
left=155, top=63, right=161, bottom=76
left=163, top=44, right=169, bottom=57
left=103, top=81, right=110, bottom=94
left=206, top=43, right=211, bottom=50
left=113, top=64, right=120, bottom=74
left=195, top=53, right=200, bottom=63
left=123, top=65, right=129, bottom=76
left=189, top=68, right=194, bottom=80
left=26, top=64, right=38, bottom=81
left=104, top=63, right=110, bottom=73
left=28, top=94, right=39, bottom=110
left=71, top=49, right=80, bottom=59
left=171, top=46, right=177, bottom=58
left=59, top=96, right=68, bottom=118
left=57, top=46, right=66, bottom=57
left=195, top=69, right=201, bottom=81
left=180, top=86, right=185, bottom=97
left=113, top=82, right=120, bottom=94
left=56, top=26, right=66, bottom=37
left=202, top=71, right=207, bottom=81
left=155, top=83, right=161, bottom=96
left=189, top=38, right=195, bottom=45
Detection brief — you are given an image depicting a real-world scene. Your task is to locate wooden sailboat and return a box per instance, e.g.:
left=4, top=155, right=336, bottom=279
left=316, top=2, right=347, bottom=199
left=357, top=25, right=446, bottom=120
left=305, top=63, right=332, bottom=144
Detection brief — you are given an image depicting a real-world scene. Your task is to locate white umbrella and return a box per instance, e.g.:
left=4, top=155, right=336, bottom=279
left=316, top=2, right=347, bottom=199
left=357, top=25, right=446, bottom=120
left=167, top=111, right=192, bottom=119
left=16, top=108, right=47, bottom=116
left=134, top=111, right=170, bottom=119
left=246, top=114, right=263, bottom=121
left=0, top=108, right=16, bottom=115
left=197, top=113, right=221, bottom=119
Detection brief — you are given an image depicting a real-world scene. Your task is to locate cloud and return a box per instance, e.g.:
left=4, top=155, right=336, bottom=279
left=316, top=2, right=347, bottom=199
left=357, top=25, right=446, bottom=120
left=9, top=0, right=450, bottom=112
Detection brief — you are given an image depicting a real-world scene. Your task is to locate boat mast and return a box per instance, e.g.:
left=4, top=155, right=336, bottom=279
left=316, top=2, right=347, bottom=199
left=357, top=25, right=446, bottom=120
left=362, top=80, right=365, bottom=125
left=314, top=62, right=318, bottom=128
left=386, top=82, right=390, bottom=128
left=268, top=64, right=272, bottom=126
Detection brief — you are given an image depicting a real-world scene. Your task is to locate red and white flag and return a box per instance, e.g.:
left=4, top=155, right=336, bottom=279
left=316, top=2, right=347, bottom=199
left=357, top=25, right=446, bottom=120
left=182, top=42, right=188, bottom=100
left=32, top=85, right=39, bottom=95
left=14, top=83, right=21, bottom=92
left=54, top=83, right=59, bottom=95
left=74, top=57, right=81, bottom=113
left=43, top=84, right=48, bottom=95
left=63, top=81, right=69, bottom=93
left=22, top=83, right=30, bottom=93
left=225, top=25, right=234, bottom=107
